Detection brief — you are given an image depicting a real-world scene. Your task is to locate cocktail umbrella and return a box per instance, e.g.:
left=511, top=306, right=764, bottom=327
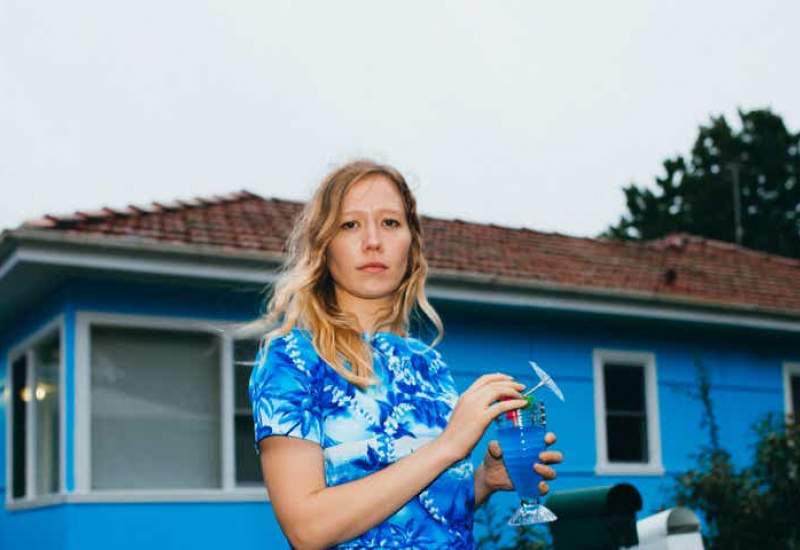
left=523, top=361, right=565, bottom=402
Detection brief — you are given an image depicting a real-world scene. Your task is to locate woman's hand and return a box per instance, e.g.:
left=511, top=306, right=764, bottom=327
left=438, top=373, right=527, bottom=462
left=475, top=432, right=563, bottom=505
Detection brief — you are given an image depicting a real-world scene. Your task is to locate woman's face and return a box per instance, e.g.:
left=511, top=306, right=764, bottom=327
left=326, top=174, right=412, bottom=312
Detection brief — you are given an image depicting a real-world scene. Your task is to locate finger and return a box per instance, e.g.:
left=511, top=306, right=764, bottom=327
left=534, top=463, right=556, bottom=480
left=538, top=481, right=550, bottom=496
left=538, top=450, right=563, bottom=465
left=487, top=440, right=502, bottom=459
left=544, top=432, right=557, bottom=446
left=465, top=373, right=515, bottom=394
left=477, top=380, right=526, bottom=405
left=486, top=398, right=528, bottom=419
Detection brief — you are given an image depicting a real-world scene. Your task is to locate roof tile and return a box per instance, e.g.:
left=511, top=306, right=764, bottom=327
left=18, top=190, right=800, bottom=316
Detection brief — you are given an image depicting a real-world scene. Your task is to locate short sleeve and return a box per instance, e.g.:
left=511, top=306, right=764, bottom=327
left=248, top=332, right=323, bottom=454
left=407, top=337, right=460, bottom=407
left=432, top=348, right=460, bottom=407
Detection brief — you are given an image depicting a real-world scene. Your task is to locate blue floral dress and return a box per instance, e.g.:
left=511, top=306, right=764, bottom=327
left=248, top=327, right=475, bottom=549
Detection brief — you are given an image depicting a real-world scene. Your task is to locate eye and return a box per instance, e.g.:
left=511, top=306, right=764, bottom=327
left=383, top=218, right=401, bottom=228
left=340, top=220, right=358, bottom=230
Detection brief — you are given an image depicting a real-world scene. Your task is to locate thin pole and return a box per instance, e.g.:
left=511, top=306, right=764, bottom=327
left=728, top=163, right=743, bottom=245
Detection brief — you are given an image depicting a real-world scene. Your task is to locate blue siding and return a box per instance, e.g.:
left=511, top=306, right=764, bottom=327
left=59, top=502, right=285, bottom=550
left=0, top=502, right=68, bottom=550
left=1, top=280, right=797, bottom=548
left=436, top=304, right=795, bottom=516
left=0, top=500, right=288, bottom=550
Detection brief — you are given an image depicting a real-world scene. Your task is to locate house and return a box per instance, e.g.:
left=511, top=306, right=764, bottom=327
left=2, top=190, right=799, bottom=549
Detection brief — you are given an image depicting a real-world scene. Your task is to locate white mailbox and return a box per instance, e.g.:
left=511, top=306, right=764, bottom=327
left=631, top=507, right=704, bottom=550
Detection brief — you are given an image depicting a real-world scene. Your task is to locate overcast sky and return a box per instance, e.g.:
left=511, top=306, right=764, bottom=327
left=2, top=1, right=798, bottom=238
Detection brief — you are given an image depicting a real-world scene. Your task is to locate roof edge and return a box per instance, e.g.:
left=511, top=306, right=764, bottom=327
left=426, top=267, right=800, bottom=322
left=4, top=227, right=800, bottom=326
left=4, top=227, right=286, bottom=265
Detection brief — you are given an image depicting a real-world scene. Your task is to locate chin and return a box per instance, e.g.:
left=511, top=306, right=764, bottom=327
left=351, top=283, right=401, bottom=299
left=357, top=289, right=398, bottom=300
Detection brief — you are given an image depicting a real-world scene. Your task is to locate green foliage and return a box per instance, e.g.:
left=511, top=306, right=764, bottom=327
left=674, top=418, right=800, bottom=549
left=475, top=502, right=550, bottom=550
left=602, top=108, right=800, bottom=258
left=672, top=356, right=800, bottom=548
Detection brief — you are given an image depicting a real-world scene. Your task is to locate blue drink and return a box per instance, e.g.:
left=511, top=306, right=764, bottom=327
left=494, top=397, right=557, bottom=525
left=496, top=422, right=546, bottom=500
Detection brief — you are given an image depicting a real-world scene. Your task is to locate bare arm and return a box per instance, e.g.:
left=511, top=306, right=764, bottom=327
left=260, top=373, right=527, bottom=550
left=260, top=434, right=456, bottom=549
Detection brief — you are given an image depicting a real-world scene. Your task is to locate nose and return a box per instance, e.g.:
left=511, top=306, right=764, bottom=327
left=363, top=218, right=382, bottom=251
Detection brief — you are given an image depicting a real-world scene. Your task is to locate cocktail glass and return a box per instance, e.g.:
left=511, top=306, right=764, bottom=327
left=495, top=362, right=564, bottom=525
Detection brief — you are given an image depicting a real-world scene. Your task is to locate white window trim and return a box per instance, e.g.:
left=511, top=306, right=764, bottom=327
left=73, top=311, right=267, bottom=503
left=783, top=361, right=800, bottom=421
left=593, top=348, right=664, bottom=476
left=4, top=315, right=66, bottom=507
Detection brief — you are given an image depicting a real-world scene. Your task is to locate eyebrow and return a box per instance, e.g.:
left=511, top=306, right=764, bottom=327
left=341, top=208, right=404, bottom=217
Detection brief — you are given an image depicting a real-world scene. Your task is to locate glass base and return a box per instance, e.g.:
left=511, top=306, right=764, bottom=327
left=508, top=499, right=558, bottom=525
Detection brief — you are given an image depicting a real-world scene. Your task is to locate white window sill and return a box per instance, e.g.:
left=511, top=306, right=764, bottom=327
left=595, top=462, right=665, bottom=476
left=6, top=488, right=270, bottom=511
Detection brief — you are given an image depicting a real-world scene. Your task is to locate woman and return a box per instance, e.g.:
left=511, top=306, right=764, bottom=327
left=248, top=160, right=562, bottom=549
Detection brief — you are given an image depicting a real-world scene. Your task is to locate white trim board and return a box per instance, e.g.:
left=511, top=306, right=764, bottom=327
left=427, top=284, right=800, bottom=334
left=11, top=247, right=274, bottom=285
left=592, top=348, right=664, bottom=476
left=5, top=488, right=269, bottom=511
left=783, top=362, right=800, bottom=420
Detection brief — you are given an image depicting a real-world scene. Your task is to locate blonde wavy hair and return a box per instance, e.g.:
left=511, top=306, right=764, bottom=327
left=254, top=159, right=443, bottom=389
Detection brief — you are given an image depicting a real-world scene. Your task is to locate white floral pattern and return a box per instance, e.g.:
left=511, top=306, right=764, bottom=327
left=249, top=328, right=475, bottom=549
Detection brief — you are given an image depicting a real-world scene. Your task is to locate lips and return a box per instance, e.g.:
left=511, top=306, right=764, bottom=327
left=358, top=262, right=388, bottom=270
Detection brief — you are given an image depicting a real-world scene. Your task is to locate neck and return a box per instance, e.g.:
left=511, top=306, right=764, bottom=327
left=334, top=288, right=394, bottom=335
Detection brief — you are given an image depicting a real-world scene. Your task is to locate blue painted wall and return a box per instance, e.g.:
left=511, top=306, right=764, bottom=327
left=1, top=279, right=797, bottom=549
left=438, top=302, right=796, bottom=524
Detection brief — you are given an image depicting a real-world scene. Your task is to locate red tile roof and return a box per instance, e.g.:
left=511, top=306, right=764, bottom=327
left=21, top=190, right=800, bottom=317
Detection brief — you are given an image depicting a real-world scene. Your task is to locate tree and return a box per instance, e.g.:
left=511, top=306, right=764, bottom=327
left=671, top=357, right=800, bottom=548
left=674, top=416, right=800, bottom=549
left=602, top=108, right=800, bottom=259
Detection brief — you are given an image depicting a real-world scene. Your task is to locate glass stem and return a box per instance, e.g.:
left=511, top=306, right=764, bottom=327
left=521, top=496, right=541, bottom=507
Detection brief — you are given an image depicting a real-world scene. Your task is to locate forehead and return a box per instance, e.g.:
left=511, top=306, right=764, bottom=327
left=341, top=173, right=405, bottom=214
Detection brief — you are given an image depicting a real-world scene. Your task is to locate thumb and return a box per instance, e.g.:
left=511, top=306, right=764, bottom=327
left=488, top=440, right=503, bottom=459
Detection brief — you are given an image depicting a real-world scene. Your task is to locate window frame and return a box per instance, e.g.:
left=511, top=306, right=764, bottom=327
left=5, top=315, right=66, bottom=506
left=73, top=311, right=266, bottom=502
left=783, top=361, right=800, bottom=422
left=593, top=348, right=664, bottom=476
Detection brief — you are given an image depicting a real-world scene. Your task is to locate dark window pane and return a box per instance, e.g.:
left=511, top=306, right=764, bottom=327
left=235, top=414, right=263, bottom=485
left=12, top=355, right=27, bottom=499
left=604, top=363, right=645, bottom=412
left=606, top=414, right=648, bottom=462
left=234, top=339, right=260, bottom=410
left=791, top=375, right=800, bottom=424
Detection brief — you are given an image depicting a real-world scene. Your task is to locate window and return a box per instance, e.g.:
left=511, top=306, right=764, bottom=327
left=8, top=320, right=62, bottom=501
left=73, top=313, right=266, bottom=497
left=593, top=349, right=663, bottom=475
left=784, top=362, right=800, bottom=424
left=604, top=364, right=648, bottom=462
left=11, top=355, right=27, bottom=499
left=35, top=333, right=61, bottom=496
left=90, top=325, right=222, bottom=490
left=233, top=338, right=263, bottom=486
